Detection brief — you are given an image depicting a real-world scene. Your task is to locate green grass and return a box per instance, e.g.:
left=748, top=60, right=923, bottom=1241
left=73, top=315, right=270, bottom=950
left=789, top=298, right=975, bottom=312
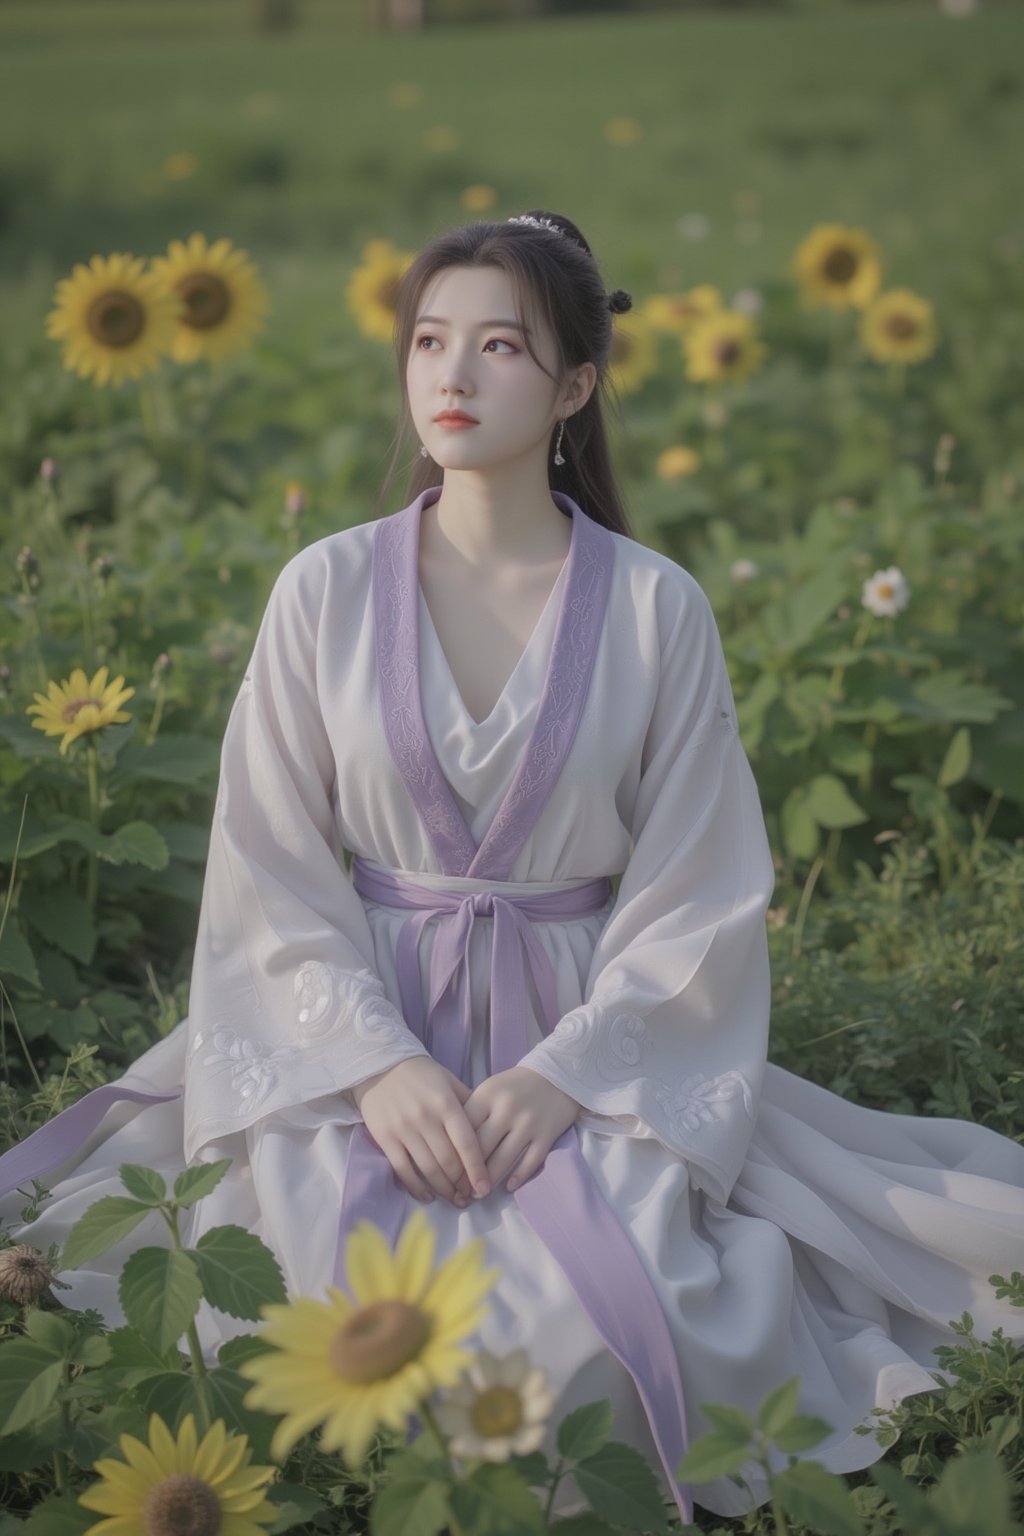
left=1, top=2, right=1022, bottom=357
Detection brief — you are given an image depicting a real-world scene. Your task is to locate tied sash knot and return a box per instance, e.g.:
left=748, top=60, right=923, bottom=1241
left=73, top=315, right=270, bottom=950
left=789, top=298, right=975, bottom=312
left=351, top=858, right=612, bottom=1078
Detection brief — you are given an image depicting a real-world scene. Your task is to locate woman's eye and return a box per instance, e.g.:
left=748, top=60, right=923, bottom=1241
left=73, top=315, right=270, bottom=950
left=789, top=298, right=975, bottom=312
left=414, top=335, right=514, bottom=352
left=484, top=338, right=515, bottom=352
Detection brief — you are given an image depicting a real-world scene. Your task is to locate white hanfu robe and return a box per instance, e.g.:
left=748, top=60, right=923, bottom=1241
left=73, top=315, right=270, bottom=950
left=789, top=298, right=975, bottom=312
left=2, top=485, right=1023, bottom=1522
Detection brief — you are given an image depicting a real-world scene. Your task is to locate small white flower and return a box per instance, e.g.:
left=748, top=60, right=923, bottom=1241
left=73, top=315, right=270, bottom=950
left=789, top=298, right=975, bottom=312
left=731, top=287, right=763, bottom=315
left=939, top=0, right=977, bottom=15
left=862, top=566, right=910, bottom=617
left=677, top=212, right=711, bottom=241
left=433, top=1348, right=557, bottom=1463
left=730, top=558, right=759, bottom=584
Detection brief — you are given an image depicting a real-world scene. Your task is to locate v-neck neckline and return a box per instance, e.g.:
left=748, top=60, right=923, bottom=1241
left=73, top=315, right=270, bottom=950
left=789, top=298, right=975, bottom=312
left=415, top=494, right=576, bottom=730
left=373, top=484, right=613, bottom=878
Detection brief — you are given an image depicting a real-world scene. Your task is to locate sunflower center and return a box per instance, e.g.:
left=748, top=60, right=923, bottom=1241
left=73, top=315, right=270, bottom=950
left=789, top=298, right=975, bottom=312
left=822, top=247, right=858, bottom=285
left=884, top=313, right=918, bottom=340
left=469, top=1386, right=524, bottom=1439
left=328, top=1299, right=431, bottom=1383
left=62, top=698, right=96, bottom=723
left=177, top=273, right=231, bottom=330
left=713, top=339, right=741, bottom=367
left=87, top=290, right=146, bottom=348
left=141, top=1473, right=221, bottom=1536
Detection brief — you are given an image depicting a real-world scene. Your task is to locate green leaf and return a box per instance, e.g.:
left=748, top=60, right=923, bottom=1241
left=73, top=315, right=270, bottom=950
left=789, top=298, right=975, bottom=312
left=938, top=1448, right=1019, bottom=1534
left=62, top=1194, right=156, bottom=1269
left=449, top=1461, right=548, bottom=1534
left=173, top=1158, right=233, bottom=1206
left=193, top=1365, right=284, bottom=1466
left=781, top=789, right=820, bottom=861
left=103, top=1325, right=184, bottom=1373
left=906, top=671, right=1013, bottom=725
left=0, top=1340, right=65, bottom=1436
left=700, top=1403, right=754, bottom=1444
left=118, top=1164, right=167, bottom=1205
left=22, top=1491, right=97, bottom=1534
left=119, top=1246, right=204, bottom=1353
left=805, top=774, right=868, bottom=830
left=678, top=1430, right=752, bottom=1484
left=368, top=1450, right=454, bottom=1536
left=769, top=560, right=848, bottom=653
left=0, top=913, right=41, bottom=988
left=261, top=1481, right=328, bottom=1533
left=0, top=1405, right=65, bottom=1473
left=130, top=1370, right=195, bottom=1430
left=757, top=1375, right=801, bottom=1437
left=892, top=773, right=949, bottom=822
left=556, top=1397, right=614, bottom=1462
left=98, top=821, right=169, bottom=870
left=937, top=726, right=971, bottom=789
left=188, top=1224, right=288, bottom=1319
left=23, top=1310, right=75, bottom=1354
left=772, top=1413, right=834, bottom=1452
left=774, top=1461, right=868, bottom=1535
left=18, top=887, right=97, bottom=966
left=572, top=1441, right=673, bottom=1533
left=111, top=734, right=220, bottom=786
left=217, top=1333, right=278, bottom=1370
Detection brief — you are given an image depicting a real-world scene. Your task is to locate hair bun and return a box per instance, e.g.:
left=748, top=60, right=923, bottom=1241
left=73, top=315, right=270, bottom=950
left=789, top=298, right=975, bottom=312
left=608, top=289, right=633, bottom=314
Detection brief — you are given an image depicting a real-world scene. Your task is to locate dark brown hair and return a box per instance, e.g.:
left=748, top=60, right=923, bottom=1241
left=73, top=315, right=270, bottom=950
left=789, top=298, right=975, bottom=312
left=374, top=209, right=636, bottom=539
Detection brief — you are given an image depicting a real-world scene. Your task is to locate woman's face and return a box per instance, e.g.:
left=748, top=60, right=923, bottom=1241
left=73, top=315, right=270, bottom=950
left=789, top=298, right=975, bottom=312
left=406, top=264, right=570, bottom=473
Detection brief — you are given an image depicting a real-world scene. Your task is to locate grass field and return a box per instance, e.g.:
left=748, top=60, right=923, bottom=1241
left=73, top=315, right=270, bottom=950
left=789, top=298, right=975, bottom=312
left=1, top=1, right=1022, bottom=358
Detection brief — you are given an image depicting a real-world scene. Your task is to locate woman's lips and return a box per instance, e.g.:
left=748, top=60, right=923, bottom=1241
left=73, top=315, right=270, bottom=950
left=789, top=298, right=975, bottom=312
left=435, top=417, right=479, bottom=429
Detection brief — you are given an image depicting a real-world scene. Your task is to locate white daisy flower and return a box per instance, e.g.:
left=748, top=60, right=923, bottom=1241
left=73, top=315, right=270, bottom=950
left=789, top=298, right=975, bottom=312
left=730, top=558, right=760, bottom=584
left=862, top=566, right=910, bottom=617
left=433, top=1347, right=557, bottom=1463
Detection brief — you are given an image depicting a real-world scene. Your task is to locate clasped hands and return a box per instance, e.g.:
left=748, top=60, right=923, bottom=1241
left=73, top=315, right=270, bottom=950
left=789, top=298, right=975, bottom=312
left=351, top=1056, right=581, bottom=1208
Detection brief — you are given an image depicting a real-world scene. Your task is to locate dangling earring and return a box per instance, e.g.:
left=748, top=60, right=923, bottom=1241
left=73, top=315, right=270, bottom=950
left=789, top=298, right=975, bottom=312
left=419, top=444, right=429, bottom=458
left=553, top=418, right=566, bottom=466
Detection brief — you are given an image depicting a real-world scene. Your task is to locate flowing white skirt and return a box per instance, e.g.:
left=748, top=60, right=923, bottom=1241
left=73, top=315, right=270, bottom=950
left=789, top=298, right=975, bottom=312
left=3, top=929, right=1023, bottom=1519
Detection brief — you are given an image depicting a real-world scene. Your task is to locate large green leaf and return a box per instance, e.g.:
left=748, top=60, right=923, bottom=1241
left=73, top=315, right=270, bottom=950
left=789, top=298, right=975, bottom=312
left=0, top=1339, right=66, bottom=1437
left=18, top=886, right=97, bottom=965
left=448, top=1462, right=550, bottom=1535
left=571, top=1441, right=673, bottom=1533
left=62, top=1195, right=156, bottom=1269
left=119, top=1245, right=204, bottom=1352
left=188, top=1223, right=288, bottom=1319
left=774, top=1462, right=867, bottom=1535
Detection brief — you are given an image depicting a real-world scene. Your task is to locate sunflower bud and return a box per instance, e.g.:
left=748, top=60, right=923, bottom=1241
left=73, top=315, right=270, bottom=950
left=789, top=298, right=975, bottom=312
left=283, top=480, right=306, bottom=520
left=0, top=1244, right=56, bottom=1305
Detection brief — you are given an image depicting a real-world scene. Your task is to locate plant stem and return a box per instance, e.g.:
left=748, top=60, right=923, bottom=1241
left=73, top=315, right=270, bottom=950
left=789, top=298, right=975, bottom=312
left=85, top=740, right=101, bottom=913
left=417, top=1399, right=469, bottom=1536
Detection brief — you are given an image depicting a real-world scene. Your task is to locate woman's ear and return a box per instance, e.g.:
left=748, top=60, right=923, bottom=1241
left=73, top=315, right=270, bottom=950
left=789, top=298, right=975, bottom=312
left=564, top=361, right=597, bottom=418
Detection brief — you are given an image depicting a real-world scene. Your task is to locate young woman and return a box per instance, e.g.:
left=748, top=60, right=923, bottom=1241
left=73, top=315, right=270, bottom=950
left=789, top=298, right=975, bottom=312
left=2, top=211, right=1022, bottom=1524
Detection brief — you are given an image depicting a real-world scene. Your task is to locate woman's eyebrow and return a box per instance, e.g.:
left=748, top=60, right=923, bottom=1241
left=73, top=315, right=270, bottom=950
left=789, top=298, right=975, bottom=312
left=415, top=315, right=531, bottom=333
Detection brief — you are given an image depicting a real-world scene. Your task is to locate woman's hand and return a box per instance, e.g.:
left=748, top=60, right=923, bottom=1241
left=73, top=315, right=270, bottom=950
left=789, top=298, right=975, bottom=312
left=452, top=1066, right=581, bottom=1197
left=350, top=1057, right=491, bottom=1208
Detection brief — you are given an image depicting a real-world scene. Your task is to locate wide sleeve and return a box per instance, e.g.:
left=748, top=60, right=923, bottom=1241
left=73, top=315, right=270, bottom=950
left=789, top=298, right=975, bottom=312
left=515, top=572, right=776, bottom=1204
left=182, top=545, right=431, bottom=1164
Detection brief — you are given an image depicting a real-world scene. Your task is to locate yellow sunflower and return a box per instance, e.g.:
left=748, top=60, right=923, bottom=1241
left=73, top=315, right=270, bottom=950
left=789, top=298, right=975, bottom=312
left=859, top=287, right=937, bottom=365
left=77, top=1412, right=278, bottom=1536
left=46, top=253, right=181, bottom=388
left=238, top=1208, right=500, bottom=1469
left=26, top=665, right=135, bottom=757
left=792, top=223, right=882, bottom=310
left=642, top=285, right=723, bottom=336
left=683, top=310, right=767, bottom=385
left=150, top=234, right=270, bottom=365
left=606, top=309, right=659, bottom=396
left=344, top=238, right=416, bottom=344
left=460, top=184, right=498, bottom=212
left=656, top=445, right=701, bottom=479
